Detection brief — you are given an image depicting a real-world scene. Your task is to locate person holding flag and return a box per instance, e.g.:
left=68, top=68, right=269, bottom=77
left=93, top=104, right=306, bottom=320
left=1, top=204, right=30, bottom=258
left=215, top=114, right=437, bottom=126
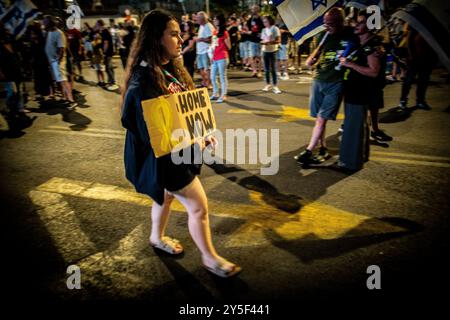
left=337, top=10, right=384, bottom=172
left=295, top=7, right=357, bottom=165
left=0, top=0, right=39, bottom=39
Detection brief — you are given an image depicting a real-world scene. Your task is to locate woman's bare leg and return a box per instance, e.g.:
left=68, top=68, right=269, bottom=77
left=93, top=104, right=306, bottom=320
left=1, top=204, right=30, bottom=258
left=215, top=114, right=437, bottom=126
left=173, top=177, right=237, bottom=270
left=150, top=191, right=182, bottom=253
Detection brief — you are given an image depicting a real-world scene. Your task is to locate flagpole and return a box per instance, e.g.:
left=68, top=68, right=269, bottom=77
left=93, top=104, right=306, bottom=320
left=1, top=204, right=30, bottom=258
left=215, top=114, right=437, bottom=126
left=57, top=0, right=64, bottom=22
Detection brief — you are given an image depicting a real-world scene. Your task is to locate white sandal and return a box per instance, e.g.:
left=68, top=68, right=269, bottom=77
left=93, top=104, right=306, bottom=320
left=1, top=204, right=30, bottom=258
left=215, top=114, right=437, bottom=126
left=150, top=236, right=183, bottom=255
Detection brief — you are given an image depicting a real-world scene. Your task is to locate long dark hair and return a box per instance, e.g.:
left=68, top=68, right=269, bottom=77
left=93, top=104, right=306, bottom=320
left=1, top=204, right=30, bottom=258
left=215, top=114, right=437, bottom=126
left=262, top=15, right=275, bottom=26
left=121, top=10, right=194, bottom=109
left=184, top=20, right=195, bottom=37
left=214, top=14, right=227, bottom=38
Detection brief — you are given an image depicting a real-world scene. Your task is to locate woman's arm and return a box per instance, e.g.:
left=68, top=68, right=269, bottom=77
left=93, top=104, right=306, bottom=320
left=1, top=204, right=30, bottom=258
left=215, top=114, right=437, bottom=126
left=267, top=35, right=280, bottom=45
left=181, top=39, right=195, bottom=55
left=339, top=51, right=380, bottom=78
left=224, top=34, right=231, bottom=50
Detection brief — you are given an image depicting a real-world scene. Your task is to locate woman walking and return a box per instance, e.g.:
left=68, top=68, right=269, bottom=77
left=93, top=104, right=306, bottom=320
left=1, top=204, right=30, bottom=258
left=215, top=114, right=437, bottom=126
left=121, top=10, right=241, bottom=278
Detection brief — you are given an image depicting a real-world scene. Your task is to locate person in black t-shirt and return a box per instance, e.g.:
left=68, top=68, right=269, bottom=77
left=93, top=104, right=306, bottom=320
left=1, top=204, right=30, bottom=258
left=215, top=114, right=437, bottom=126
left=337, top=11, right=383, bottom=172
left=238, top=13, right=251, bottom=69
left=246, top=5, right=264, bottom=77
left=181, top=20, right=196, bottom=77
left=96, top=19, right=116, bottom=88
left=277, top=17, right=290, bottom=80
left=227, top=17, right=239, bottom=67
left=295, top=8, right=356, bottom=166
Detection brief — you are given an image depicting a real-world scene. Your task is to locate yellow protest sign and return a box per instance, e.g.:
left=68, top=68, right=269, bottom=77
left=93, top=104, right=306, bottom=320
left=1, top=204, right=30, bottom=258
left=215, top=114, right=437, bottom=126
left=141, top=88, right=216, bottom=158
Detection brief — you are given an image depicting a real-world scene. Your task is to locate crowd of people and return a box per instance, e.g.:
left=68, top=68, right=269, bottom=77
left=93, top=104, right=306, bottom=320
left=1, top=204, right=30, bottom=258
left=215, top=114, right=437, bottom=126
left=0, top=5, right=438, bottom=159
left=0, top=13, right=137, bottom=122
left=180, top=5, right=314, bottom=98
left=118, top=5, right=441, bottom=279
left=0, top=4, right=442, bottom=277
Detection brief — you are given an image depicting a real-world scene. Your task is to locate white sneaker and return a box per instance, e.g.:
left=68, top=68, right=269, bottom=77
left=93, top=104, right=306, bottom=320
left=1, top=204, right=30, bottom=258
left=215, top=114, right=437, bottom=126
left=107, top=84, right=119, bottom=91
left=280, top=73, right=289, bottom=80
left=272, top=86, right=282, bottom=94
left=262, top=84, right=271, bottom=92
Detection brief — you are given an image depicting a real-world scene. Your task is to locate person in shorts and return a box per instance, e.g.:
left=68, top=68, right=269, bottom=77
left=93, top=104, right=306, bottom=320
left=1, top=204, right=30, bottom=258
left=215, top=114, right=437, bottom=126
left=294, top=8, right=356, bottom=165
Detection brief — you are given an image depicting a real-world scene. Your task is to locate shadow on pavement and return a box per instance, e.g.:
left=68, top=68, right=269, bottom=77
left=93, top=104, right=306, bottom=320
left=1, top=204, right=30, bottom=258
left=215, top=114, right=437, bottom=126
left=76, top=78, right=121, bottom=95
left=227, top=90, right=281, bottom=106
left=264, top=217, right=424, bottom=263
left=148, top=253, right=249, bottom=302
left=0, top=113, right=37, bottom=139
left=379, top=106, right=414, bottom=124
left=208, top=162, right=303, bottom=214
left=205, top=132, right=347, bottom=213
left=28, top=96, right=92, bottom=130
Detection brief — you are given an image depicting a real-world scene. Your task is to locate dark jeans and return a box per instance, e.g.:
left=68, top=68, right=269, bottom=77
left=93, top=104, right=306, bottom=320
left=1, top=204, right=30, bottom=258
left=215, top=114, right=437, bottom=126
left=400, top=63, right=433, bottom=104
left=119, top=48, right=128, bottom=69
left=263, top=51, right=277, bottom=86
left=339, top=102, right=369, bottom=171
left=104, top=56, right=115, bottom=84
left=230, top=43, right=238, bottom=66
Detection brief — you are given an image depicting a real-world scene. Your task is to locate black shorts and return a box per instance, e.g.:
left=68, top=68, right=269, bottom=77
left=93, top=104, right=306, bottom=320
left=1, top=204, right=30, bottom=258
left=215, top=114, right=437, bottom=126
left=368, top=90, right=384, bottom=110
left=157, top=146, right=202, bottom=192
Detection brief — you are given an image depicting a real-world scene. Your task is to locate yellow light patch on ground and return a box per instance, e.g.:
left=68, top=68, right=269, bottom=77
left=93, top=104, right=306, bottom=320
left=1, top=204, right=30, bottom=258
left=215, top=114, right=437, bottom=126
left=39, top=129, right=124, bottom=140
left=224, top=190, right=404, bottom=248
left=371, top=151, right=450, bottom=162
left=33, top=177, right=406, bottom=253
left=47, top=125, right=125, bottom=134
left=227, top=105, right=344, bottom=122
left=371, top=156, right=450, bottom=168
left=279, top=105, right=344, bottom=122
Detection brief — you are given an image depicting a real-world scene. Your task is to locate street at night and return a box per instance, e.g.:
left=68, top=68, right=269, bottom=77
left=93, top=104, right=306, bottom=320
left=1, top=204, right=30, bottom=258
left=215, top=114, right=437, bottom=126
left=1, top=0, right=450, bottom=316
left=2, top=60, right=450, bottom=313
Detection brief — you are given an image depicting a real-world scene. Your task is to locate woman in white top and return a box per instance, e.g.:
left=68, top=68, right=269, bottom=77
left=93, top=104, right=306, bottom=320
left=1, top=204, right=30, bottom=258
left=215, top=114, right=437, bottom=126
left=261, top=15, right=281, bottom=94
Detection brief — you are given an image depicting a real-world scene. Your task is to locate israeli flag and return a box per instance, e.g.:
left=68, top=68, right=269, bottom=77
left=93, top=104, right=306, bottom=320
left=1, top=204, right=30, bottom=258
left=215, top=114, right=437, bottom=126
left=0, top=0, right=40, bottom=39
left=0, top=0, right=11, bottom=19
left=274, top=0, right=341, bottom=44
left=345, top=0, right=384, bottom=10
left=393, top=0, right=450, bottom=71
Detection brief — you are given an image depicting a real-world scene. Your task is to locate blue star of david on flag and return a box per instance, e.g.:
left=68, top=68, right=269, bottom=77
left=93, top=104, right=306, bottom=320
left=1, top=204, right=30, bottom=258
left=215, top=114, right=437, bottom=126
left=311, top=0, right=327, bottom=10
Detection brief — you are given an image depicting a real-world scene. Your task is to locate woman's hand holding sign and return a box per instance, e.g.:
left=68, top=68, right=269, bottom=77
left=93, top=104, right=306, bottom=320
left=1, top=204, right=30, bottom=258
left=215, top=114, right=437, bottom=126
left=205, top=135, right=218, bottom=149
left=196, top=135, right=218, bottom=151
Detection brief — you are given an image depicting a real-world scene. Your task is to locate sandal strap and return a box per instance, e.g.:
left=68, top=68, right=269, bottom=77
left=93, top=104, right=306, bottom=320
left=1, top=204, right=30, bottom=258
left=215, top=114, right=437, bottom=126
left=152, top=237, right=182, bottom=254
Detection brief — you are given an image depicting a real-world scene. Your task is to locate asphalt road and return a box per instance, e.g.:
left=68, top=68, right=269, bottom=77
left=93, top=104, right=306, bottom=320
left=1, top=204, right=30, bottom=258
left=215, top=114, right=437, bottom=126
left=1, top=59, right=449, bottom=315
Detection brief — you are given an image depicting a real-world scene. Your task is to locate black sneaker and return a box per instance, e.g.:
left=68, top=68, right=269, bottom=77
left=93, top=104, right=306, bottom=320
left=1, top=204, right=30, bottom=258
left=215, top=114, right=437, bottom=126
left=371, top=130, right=393, bottom=142
left=294, top=149, right=313, bottom=164
left=310, top=147, right=329, bottom=164
left=416, top=102, right=431, bottom=110
left=327, top=162, right=358, bottom=174
left=398, top=101, right=407, bottom=110
left=318, top=146, right=329, bottom=158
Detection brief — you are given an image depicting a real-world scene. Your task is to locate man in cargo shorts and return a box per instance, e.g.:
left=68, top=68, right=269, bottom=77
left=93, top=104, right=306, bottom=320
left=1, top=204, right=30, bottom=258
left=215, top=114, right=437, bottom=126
left=294, top=8, right=355, bottom=165
left=43, top=15, right=76, bottom=107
